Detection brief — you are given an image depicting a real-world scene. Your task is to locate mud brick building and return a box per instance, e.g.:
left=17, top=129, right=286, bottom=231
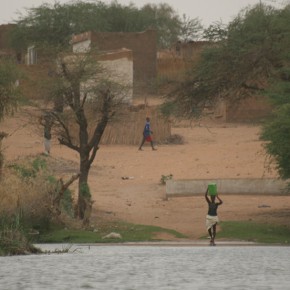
left=72, top=29, right=157, bottom=96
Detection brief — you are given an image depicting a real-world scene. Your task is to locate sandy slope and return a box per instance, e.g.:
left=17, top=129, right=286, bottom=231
left=1, top=106, right=290, bottom=240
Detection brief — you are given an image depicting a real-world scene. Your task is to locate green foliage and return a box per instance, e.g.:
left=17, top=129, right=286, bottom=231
left=80, top=182, right=91, bottom=199
left=46, top=175, right=74, bottom=216
left=32, top=156, right=47, bottom=171
left=162, top=3, right=290, bottom=181
left=159, top=101, right=177, bottom=118
left=11, top=1, right=202, bottom=50
left=261, top=104, right=290, bottom=179
left=4, top=156, right=75, bottom=230
left=38, top=222, right=186, bottom=243
left=164, top=3, right=290, bottom=118
left=9, top=163, right=36, bottom=178
left=0, top=215, right=41, bottom=256
left=9, top=156, right=47, bottom=179
left=203, top=21, right=228, bottom=42
left=160, top=174, right=173, bottom=185
left=179, top=14, right=203, bottom=42
left=219, top=221, right=290, bottom=244
left=0, top=156, right=80, bottom=254
left=61, top=189, right=74, bottom=216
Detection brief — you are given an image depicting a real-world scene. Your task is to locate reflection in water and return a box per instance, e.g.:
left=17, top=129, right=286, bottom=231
left=0, top=245, right=289, bottom=290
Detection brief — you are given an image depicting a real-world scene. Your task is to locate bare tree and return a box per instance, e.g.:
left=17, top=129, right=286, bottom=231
left=47, top=50, right=129, bottom=224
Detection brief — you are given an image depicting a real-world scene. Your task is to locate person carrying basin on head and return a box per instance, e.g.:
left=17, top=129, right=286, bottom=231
left=205, top=183, right=223, bottom=246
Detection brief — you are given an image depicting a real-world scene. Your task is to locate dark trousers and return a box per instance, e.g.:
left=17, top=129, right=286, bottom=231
left=139, top=136, right=154, bottom=149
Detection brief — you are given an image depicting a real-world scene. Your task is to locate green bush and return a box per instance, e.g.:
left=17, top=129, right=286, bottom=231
left=261, top=104, right=290, bottom=181
left=2, top=156, right=75, bottom=233
left=9, top=156, right=47, bottom=179
left=160, top=174, right=173, bottom=185
left=0, top=215, right=41, bottom=255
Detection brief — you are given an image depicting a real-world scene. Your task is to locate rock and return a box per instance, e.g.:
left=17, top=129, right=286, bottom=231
left=122, top=176, right=134, bottom=180
left=102, top=232, right=122, bottom=239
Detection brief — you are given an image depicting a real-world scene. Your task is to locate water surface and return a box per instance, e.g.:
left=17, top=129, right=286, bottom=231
left=0, top=244, right=289, bottom=290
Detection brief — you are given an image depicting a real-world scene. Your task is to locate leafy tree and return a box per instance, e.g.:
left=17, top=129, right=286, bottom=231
left=140, top=3, right=182, bottom=48
left=163, top=3, right=286, bottom=118
left=203, top=21, right=228, bottom=42
left=10, top=0, right=202, bottom=50
left=163, top=2, right=290, bottom=181
left=258, top=5, right=290, bottom=180
left=179, top=14, right=203, bottom=42
left=46, top=49, right=128, bottom=224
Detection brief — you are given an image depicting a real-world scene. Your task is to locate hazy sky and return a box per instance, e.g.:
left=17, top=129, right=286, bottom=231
left=0, top=0, right=286, bottom=26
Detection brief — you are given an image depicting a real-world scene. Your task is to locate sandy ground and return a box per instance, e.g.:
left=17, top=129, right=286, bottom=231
left=1, top=105, right=290, bottom=240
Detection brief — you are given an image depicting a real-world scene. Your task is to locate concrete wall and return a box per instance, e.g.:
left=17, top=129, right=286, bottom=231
left=166, top=178, right=289, bottom=198
left=70, top=47, right=133, bottom=103
left=73, top=39, right=91, bottom=53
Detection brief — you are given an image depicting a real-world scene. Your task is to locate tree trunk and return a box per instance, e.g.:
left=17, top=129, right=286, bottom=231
left=0, top=150, right=3, bottom=181
left=0, top=133, right=7, bottom=181
left=76, top=151, right=92, bottom=225
left=54, top=96, right=64, bottom=113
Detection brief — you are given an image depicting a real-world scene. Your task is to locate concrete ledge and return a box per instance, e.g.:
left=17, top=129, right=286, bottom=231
left=166, top=178, right=289, bottom=198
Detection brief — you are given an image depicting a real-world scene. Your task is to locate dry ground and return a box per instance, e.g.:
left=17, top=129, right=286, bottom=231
left=1, top=105, right=290, bottom=240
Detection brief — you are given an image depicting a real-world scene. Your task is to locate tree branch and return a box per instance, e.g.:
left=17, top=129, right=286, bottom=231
left=50, top=111, right=80, bottom=152
left=52, top=173, right=80, bottom=216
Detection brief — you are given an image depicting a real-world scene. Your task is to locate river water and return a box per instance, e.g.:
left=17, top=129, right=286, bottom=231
left=0, top=244, right=289, bottom=290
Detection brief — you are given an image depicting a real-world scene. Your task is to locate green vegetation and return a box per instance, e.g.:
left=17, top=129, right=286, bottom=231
left=11, top=1, right=202, bottom=50
left=218, top=221, right=290, bottom=244
left=37, top=222, right=186, bottom=243
left=8, top=156, right=47, bottom=179
left=164, top=3, right=287, bottom=118
left=0, top=216, right=41, bottom=256
left=261, top=104, right=290, bottom=179
left=160, top=174, right=173, bottom=185
left=0, top=155, right=75, bottom=255
left=163, top=2, right=290, bottom=185
left=0, top=155, right=185, bottom=255
left=2, top=2, right=290, bottom=254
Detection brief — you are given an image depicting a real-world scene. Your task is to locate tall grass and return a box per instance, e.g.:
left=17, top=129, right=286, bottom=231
left=0, top=155, right=75, bottom=255
left=0, top=215, right=41, bottom=255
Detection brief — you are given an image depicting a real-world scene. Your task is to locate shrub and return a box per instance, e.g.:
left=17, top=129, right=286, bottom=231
left=0, top=156, right=75, bottom=232
left=160, top=174, right=173, bottom=185
left=0, top=215, right=41, bottom=255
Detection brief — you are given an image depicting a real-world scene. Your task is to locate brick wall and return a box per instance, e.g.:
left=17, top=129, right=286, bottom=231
left=226, top=96, right=273, bottom=122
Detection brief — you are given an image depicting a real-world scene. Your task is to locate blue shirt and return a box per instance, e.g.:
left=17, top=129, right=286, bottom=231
left=143, top=121, right=151, bottom=137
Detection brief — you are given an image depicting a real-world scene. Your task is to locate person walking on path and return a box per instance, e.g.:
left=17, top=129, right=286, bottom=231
left=138, top=117, right=157, bottom=151
left=205, top=187, right=223, bottom=246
